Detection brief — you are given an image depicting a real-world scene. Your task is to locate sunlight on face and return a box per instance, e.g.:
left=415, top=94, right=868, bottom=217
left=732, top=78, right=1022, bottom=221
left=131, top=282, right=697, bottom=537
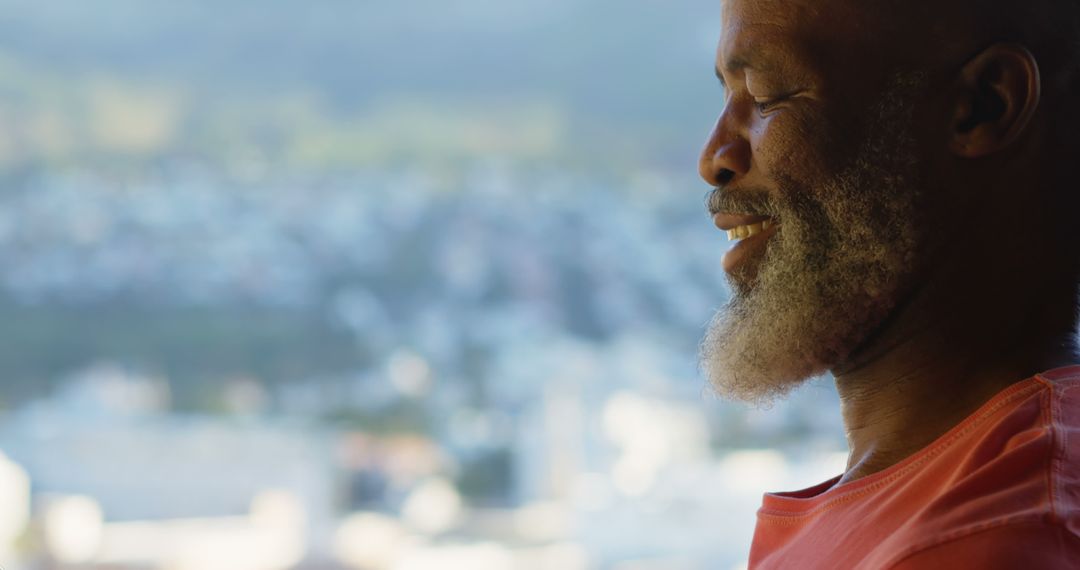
left=701, top=73, right=928, bottom=405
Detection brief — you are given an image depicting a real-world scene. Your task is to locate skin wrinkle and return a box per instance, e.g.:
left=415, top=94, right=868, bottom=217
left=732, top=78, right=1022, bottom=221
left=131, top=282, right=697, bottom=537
left=699, top=0, right=1080, bottom=484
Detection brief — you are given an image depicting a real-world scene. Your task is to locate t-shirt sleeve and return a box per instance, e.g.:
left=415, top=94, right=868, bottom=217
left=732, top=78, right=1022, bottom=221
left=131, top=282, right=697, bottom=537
left=888, top=521, right=1080, bottom=570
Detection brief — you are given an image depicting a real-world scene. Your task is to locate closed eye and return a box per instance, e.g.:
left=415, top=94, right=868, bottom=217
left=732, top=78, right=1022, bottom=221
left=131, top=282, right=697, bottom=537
left=753, top=97, right=785, bottom=114
left=753, top=91, right=803, bottom=115
left=754, top=97, right=783, bottom=113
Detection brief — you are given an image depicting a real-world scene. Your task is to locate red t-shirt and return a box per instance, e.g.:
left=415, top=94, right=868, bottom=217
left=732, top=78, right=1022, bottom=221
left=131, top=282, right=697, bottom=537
left=749, top=365, right=1080, bottom=569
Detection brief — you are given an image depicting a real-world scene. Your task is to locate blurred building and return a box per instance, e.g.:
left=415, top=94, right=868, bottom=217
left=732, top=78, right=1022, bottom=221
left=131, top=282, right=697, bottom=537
left=0, top=363, right=337, bottom=566
left=0, top=451, right=30, bottom=567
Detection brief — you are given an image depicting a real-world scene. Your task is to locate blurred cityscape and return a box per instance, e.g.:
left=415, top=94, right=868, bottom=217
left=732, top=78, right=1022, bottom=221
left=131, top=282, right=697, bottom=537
left=0, top=163, right=847, bottom=570
left=0, top=1, right=849, bottom=569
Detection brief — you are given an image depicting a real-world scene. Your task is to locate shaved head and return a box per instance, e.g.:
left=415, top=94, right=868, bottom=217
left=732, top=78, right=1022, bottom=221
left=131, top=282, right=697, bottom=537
left=700, top=0, right=1080, bottom=403
left=873, top=0, right=1080, bottom=93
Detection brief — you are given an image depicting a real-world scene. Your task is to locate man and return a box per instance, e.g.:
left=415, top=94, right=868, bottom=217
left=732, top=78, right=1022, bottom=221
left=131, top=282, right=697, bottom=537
left=698, top=0, right=1080, bottom=567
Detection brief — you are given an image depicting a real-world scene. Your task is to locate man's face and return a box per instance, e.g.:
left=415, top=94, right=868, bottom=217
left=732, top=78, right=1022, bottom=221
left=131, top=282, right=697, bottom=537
left=698, top=0, right=933, bottom=403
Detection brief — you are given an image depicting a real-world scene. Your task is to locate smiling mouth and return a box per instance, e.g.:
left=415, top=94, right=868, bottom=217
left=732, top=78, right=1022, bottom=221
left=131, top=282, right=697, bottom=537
left=712, top=212, right=781, bottom=274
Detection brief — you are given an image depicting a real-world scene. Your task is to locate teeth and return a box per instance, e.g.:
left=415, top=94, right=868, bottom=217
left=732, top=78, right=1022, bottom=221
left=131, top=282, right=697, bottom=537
left=727, top=220, right=775, bottom=241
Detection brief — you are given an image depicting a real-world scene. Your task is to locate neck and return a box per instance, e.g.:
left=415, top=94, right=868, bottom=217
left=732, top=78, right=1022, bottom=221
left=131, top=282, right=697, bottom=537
left=833, top=329, right=1074, bottom=485
left=831, top=243, right=1078, bottom=485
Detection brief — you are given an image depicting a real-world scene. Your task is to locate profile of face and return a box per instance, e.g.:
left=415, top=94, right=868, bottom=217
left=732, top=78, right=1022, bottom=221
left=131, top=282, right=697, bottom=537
left=698, top=0, right=934, bottom=404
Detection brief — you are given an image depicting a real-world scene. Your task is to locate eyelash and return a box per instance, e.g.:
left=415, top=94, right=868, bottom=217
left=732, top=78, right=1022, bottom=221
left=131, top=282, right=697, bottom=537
left=753, top=97, right=783, bottom=114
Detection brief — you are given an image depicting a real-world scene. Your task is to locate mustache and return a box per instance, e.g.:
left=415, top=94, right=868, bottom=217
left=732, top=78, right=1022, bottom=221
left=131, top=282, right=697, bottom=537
left=705, top=187, right=778, bottom=217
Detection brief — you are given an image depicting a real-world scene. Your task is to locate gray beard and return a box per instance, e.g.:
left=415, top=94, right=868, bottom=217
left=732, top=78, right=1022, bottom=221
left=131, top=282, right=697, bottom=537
left=700, top=74, right=927, bottom=405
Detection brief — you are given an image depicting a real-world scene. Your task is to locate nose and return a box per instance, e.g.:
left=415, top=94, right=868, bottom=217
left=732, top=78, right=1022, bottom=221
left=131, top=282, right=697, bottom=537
left=698, top=112, right=751, bottom=188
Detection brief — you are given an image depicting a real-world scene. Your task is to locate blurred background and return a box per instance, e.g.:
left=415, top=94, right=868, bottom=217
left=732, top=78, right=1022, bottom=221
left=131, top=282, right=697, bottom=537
left=0, top=1, right=848, bottom=569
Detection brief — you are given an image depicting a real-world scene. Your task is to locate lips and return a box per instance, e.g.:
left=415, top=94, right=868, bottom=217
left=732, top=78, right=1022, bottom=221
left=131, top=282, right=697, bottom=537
left=712, top=212, right=773, bottom=232
left=713, top=212, right=780, bottom=274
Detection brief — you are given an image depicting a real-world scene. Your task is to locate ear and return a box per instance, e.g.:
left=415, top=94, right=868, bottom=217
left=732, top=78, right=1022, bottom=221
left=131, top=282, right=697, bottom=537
left=948, top=43, right=1041, bottom=158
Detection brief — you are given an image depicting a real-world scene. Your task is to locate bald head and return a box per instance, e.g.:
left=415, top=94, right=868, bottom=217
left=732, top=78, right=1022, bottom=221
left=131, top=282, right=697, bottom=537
left=701, top=0, right=1080, bottom=402
left=871, top=0, right=1080, bottom=90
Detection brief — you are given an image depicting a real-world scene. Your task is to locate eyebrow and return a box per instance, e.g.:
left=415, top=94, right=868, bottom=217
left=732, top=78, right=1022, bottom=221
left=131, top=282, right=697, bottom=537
left=714, top=54, right=782, bottom=90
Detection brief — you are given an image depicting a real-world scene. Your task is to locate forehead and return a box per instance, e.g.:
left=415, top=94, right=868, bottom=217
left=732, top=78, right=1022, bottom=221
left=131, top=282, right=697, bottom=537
left=717, top=0, right=876, bottom=72
left=720, top=0, right=824, bottom=35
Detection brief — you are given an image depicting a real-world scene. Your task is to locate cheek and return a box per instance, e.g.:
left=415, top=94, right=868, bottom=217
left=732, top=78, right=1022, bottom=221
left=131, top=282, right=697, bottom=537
left=749, top=111, right=838, bottom=189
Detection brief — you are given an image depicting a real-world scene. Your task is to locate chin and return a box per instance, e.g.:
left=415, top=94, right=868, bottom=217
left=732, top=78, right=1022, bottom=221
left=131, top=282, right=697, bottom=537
left=699, top=299, right=831, bottom=407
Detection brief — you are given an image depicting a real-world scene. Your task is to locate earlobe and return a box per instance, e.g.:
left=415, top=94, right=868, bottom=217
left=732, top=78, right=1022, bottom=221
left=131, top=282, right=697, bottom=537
left=948, top=43, right=1041, bottom=158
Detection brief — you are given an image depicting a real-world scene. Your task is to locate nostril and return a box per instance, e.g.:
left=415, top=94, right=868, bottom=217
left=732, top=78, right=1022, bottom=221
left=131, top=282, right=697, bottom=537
left=716, top=168, right=735, bottom=186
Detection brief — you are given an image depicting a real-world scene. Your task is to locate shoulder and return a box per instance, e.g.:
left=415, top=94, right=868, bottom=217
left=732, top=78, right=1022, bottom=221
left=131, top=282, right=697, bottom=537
left=886, top=519, right=1080, bottom=570
left=876, top=372, right=1080, bottom=566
